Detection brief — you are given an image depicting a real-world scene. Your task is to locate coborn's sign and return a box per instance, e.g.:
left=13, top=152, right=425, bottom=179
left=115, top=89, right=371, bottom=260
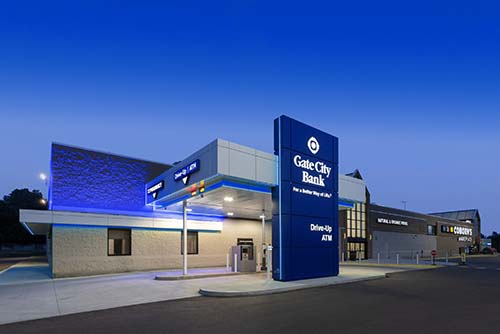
left=293, top=155, right=332, bottom=187
left=441, top=225, right=473, bottom=236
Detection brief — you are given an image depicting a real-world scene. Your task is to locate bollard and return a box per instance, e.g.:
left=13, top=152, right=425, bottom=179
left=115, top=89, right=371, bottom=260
left=396, top=253, right=400, bottom=265
left=416, top=253, right=419, bottom=265
left=358, top=251, right=362, bottom=263
left=341, top=252, right=344, bottom=262
left=234, top=253, right=238, bottom=272
left=266, top=246, right=272, bottom=282
left=445, top=252, right=448, bottom=264
left=377, top=252, right=380, bottom=264
left=226, top=253, right=230, bottom=272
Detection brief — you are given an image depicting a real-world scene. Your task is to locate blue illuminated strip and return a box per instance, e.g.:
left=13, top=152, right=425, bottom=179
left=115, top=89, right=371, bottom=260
left=278, top=117, right=282, bottom=280
left=338, top=200, right=355, bottom=208
left=51, top=205, right=224, bottom=221
left=52, top=223, right=222, bottom=233
left=204, top=180, right=272, bottom=194
left=155, top=179, right=272, bottom=209
left=21, top=222, right=35, bottom=236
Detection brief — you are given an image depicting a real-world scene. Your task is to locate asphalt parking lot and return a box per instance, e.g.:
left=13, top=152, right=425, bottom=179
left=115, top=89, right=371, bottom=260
left=1, top=255, right=499, bottom=334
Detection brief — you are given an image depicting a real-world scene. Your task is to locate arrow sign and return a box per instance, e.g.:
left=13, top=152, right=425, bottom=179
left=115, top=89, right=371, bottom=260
left=173, top=159, right=200, bottom=184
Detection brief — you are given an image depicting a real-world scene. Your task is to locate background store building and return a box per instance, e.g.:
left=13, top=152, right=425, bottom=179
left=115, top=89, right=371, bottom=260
left=369, top=204, right=475, bottom=259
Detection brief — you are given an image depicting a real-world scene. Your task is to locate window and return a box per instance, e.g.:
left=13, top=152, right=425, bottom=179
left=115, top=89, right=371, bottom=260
left=181, top=231, right=199, bottom=255
left=427, top=225, right=437, bottom=235
left=346, top=203, right=367, bottom=241
left=108, top=228, right=131, bottom=256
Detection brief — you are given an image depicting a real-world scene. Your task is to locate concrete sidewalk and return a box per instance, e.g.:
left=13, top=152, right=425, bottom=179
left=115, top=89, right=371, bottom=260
left=0, top=262, right=438, bottom=325
left=0, top=266, right=223, bottom=325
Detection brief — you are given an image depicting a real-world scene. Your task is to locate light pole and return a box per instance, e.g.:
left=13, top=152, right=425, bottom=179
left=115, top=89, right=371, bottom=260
left=260, top=211, right=266, bottom=271
left=338, top=226, right=346, bottom=261
left=401, top=200, right=407, bottom=210
left=39, top=173, right=48, bottom=207
left=39, top=173, right=48, bottom=186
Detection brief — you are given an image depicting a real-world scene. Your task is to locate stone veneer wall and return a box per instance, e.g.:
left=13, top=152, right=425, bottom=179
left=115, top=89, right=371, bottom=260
left=51, top=218, right=272, bottom=278
left=50, top=143, right=170, bottom=213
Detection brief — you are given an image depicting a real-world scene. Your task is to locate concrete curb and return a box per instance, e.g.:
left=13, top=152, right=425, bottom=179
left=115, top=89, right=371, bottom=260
left=341, top=263, right=449, bottom=269
left=155, top=272, right=246, bottom=281
left=199, top=275, right=387, bottom=297
left=0, top=265, right=16, bottom=276
left=384, top=265, right=443, bottom=277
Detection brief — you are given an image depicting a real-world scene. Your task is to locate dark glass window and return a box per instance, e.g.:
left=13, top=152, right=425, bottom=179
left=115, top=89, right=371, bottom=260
left=181, top=231, right=199, bottom=255
left=108, top=228, right=131, bottom=256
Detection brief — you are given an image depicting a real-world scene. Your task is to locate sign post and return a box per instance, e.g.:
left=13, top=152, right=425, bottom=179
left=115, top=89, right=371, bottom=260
left=431, top=249, right=437, bottom=265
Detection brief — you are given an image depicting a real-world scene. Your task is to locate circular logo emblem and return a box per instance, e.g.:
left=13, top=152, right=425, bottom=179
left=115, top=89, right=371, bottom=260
left=307, top=136, right=320, bottom=155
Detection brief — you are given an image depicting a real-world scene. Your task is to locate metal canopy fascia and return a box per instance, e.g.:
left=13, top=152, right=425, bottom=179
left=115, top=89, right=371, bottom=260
left=150, top=175, right=274, bottom=221
left=150, top=174, right=273, bottom=209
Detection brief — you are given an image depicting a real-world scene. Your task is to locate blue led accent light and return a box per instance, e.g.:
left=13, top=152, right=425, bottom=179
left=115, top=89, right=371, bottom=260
left=49, top=205, right=224, bottom=222
left=52, top=223, right=222, bottom=233
left=153, top=179, right=272, bottom=209
left=205, top=180, right=272, bottom=194
left=278, top=117, right=283, bottom=280
left=21, top=222, right=35, bottom=236
left=338, top=199, right=355, bottom=208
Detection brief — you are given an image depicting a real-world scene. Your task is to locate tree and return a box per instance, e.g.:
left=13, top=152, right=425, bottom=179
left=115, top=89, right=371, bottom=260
left=487, top=231, right=498, bottom=239
left=0, top=188, right=47, bottom=245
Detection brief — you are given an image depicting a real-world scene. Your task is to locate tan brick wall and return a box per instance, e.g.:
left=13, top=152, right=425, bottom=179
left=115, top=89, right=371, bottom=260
left=51, top=218, right=271, bottom=278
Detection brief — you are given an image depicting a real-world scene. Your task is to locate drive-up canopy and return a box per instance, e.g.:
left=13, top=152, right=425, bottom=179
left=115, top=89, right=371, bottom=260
left=145, top=139, right=277, bottom=220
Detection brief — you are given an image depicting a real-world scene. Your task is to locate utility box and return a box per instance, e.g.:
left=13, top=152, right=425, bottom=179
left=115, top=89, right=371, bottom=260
left=231, top=238, right=256, bottom=272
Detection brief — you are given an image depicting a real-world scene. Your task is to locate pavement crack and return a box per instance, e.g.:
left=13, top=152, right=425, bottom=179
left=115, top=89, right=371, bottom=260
left=52, top=280, right=62, bottom=315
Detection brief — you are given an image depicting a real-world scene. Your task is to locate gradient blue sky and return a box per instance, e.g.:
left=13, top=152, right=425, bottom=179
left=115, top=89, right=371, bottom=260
left=1, top=1, right=499, bottom=234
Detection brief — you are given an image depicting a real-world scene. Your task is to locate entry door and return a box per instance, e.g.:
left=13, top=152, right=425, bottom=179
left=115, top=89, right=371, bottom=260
left=347, top=242, right=366, bottom=260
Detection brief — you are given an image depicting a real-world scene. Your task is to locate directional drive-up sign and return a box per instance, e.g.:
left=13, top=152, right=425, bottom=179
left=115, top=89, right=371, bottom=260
left=173, top=159, right=200, bottom=185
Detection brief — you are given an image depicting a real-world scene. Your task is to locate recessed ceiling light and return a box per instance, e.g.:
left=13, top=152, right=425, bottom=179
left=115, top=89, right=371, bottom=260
left=227, top=212, right=234, bottom=216
left=223, top=196, right=234, bottom=202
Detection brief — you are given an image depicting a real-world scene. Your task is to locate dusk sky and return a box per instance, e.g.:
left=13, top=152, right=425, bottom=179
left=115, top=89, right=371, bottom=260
left=1, top=2, right=499, bottom=234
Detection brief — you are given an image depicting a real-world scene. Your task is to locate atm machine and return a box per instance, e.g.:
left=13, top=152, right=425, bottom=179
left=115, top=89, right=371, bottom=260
left=231, top=238, right=257, bottom=272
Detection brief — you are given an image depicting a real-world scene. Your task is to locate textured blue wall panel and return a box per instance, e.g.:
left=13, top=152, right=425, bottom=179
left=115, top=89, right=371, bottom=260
left=50, top=143, right=170, bottom=214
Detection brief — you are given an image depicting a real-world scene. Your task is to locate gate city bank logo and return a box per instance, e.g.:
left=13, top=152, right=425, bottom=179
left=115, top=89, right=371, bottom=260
left=293, top=137, right=332, bottom=187
left=307, top=136, right=320, bottom=155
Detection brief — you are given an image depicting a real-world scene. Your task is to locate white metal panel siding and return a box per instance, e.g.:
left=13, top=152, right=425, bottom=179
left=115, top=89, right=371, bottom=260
left=216, top=139, right=277, bottom=185
left=338, top=175, right=366, bottom=203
